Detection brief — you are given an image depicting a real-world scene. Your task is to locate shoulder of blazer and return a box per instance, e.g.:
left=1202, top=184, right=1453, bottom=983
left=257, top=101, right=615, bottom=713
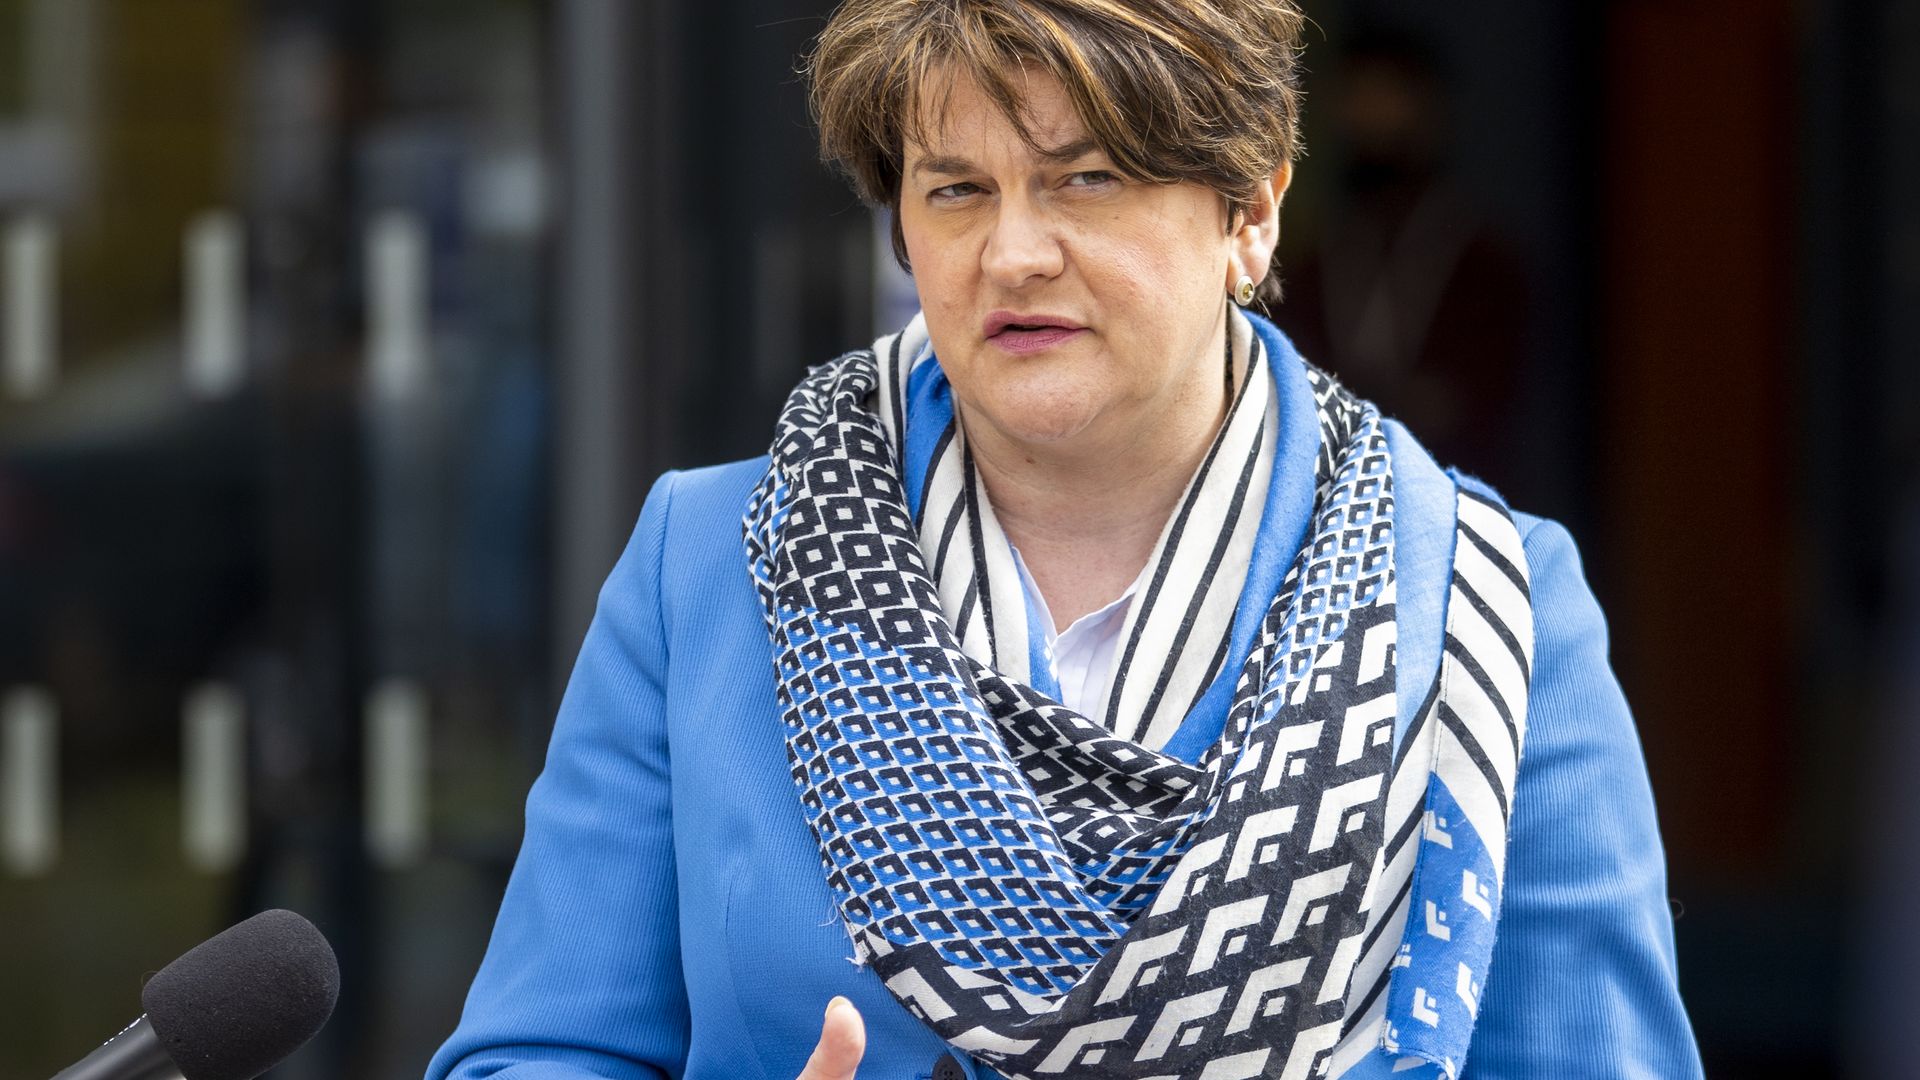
left=639, top=455, right=774, bottom=638
left=645, top=456, right=772, bottom=564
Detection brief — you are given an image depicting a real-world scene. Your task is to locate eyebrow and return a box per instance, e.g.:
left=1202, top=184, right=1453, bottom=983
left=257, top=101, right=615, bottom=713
left=910, top=155, right=976, bottom=179
left=907, top=139, right=1107, bottom=179
left=1036, top=138, right=1102, bottom=163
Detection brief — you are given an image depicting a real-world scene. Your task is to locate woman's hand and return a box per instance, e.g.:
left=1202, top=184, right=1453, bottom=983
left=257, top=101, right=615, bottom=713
left=796, top=996, right=866, bottom=1080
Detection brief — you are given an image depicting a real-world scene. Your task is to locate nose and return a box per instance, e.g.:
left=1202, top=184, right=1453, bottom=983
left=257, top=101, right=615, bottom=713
left=980, top=194, right=1063, bottom=288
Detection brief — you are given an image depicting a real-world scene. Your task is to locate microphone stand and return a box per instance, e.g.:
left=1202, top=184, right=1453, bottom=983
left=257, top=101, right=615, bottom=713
left=50, top=1017, right=185, bottom=1080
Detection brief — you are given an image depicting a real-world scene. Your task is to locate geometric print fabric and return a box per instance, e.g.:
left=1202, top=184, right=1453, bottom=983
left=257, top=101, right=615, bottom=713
left=880, top=312, right=1276, bottom=753
left=743, top=328, right=1532, bottom=1079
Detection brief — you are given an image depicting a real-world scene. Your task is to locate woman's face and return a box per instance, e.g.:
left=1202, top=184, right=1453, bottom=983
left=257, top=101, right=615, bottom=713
left=899, top=68, right=1281, bottom=459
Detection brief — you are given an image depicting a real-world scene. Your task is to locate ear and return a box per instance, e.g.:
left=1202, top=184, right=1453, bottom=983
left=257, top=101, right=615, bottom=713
left=1226, top=160, right=1294, bottom=294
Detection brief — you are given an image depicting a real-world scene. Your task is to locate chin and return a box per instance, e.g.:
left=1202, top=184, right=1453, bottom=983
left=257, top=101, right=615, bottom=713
left=947, top=351, right=1113, bottom=449
left=977, top=389, right=1104, bottom=448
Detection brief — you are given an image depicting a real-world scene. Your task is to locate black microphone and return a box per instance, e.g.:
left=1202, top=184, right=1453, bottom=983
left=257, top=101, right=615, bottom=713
left=51, top=909, right=340, bottom=1080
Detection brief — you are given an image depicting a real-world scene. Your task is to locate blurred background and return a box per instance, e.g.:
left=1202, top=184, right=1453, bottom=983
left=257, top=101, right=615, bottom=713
left=0, top=0, right=1912, bottom=1076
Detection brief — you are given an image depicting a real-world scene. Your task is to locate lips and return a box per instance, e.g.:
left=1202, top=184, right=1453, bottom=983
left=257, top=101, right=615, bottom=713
left=983, top=311, right=1081, bottom=337
left=983, top=311, right=1087, bottom=355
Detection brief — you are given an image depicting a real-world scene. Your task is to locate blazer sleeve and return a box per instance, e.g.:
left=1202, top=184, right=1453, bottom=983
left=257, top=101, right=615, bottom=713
left=426, top=472, right=690, bottom=1080
left=1460, top=517, right=1705, bottom=1080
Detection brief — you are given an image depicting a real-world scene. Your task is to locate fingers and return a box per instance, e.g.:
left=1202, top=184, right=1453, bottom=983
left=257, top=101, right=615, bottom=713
left=796, top=995, right=866, bottom=1080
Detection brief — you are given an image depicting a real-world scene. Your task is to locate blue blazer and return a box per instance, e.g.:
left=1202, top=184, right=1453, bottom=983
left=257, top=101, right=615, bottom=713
left=425, top=357, right=1704, bottom=1080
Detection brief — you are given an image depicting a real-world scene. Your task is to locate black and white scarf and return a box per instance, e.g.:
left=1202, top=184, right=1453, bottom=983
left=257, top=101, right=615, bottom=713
left=885, top=313, right=1275, bottom=751
left=744, top=310, right=1534, bottom=1079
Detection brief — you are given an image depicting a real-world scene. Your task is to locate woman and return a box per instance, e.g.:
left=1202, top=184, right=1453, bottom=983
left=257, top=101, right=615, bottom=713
left=426, top=1, right=1703, bottom=1077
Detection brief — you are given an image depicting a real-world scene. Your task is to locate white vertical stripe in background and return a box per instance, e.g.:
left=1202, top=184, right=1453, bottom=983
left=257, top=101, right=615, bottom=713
left=182, top=682, right=246, bottom=872
left=183, top=211, right=246, bottom=398
left=366, top=211, right=429, bottom=403
left=2, top=686, right=58, bottom=876
left=365, top=679, right=428, bottom=868
left=4, top=215, right=57, bottom=399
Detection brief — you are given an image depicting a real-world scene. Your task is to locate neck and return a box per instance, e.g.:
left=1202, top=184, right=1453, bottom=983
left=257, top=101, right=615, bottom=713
left=965, top=311, right=1242, bottom=628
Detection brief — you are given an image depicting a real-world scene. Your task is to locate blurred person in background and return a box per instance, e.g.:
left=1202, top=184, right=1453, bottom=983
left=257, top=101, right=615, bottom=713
left=1282, top=29, right=1531, bottom=490
left=426, top=1, right=1702, bottom=1078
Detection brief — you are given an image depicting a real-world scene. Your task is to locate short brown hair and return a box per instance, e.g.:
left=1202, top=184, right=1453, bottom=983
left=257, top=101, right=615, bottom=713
left=806, top=0, right=1307, bottom=299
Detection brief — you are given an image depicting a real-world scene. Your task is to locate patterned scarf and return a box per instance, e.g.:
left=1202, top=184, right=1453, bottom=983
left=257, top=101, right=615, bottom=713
left=744, top=312, right=1534, bottom=1079
left=884, top=313, right=1275, bottom=751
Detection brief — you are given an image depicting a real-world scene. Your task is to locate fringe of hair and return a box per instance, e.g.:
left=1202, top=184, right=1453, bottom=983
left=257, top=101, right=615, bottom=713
left=806, top=0, right=1307, bottom=300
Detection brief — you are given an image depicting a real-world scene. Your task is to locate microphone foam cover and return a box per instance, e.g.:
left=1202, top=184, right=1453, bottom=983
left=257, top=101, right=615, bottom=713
left=140, top=909, right=341, bottom=1080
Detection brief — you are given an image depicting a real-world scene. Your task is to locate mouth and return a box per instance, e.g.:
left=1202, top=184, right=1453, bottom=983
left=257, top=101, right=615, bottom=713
left=983, top=312, right=1087, bottom=354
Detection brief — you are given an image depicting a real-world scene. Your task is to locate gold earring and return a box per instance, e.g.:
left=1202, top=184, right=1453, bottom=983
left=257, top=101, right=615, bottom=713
left=1233, top=275, right=1256, bottom=306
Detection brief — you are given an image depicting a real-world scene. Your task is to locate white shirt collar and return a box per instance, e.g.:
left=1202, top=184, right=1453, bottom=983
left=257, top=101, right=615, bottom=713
left=1009, top=545, right=1148, bottom=718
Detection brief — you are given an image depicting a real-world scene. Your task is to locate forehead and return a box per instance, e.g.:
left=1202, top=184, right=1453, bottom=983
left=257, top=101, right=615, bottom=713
left=905, top=62, right=1090, bottom=158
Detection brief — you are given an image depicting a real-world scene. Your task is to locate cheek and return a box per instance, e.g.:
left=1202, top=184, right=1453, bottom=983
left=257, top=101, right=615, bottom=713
left=902, top=213, right=974, bottom=312
left=900, top=211, right=989, bottom=401
left=902, top=223, right=970, bottom=348
left=1086, top=206, right=1225, bottom=336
